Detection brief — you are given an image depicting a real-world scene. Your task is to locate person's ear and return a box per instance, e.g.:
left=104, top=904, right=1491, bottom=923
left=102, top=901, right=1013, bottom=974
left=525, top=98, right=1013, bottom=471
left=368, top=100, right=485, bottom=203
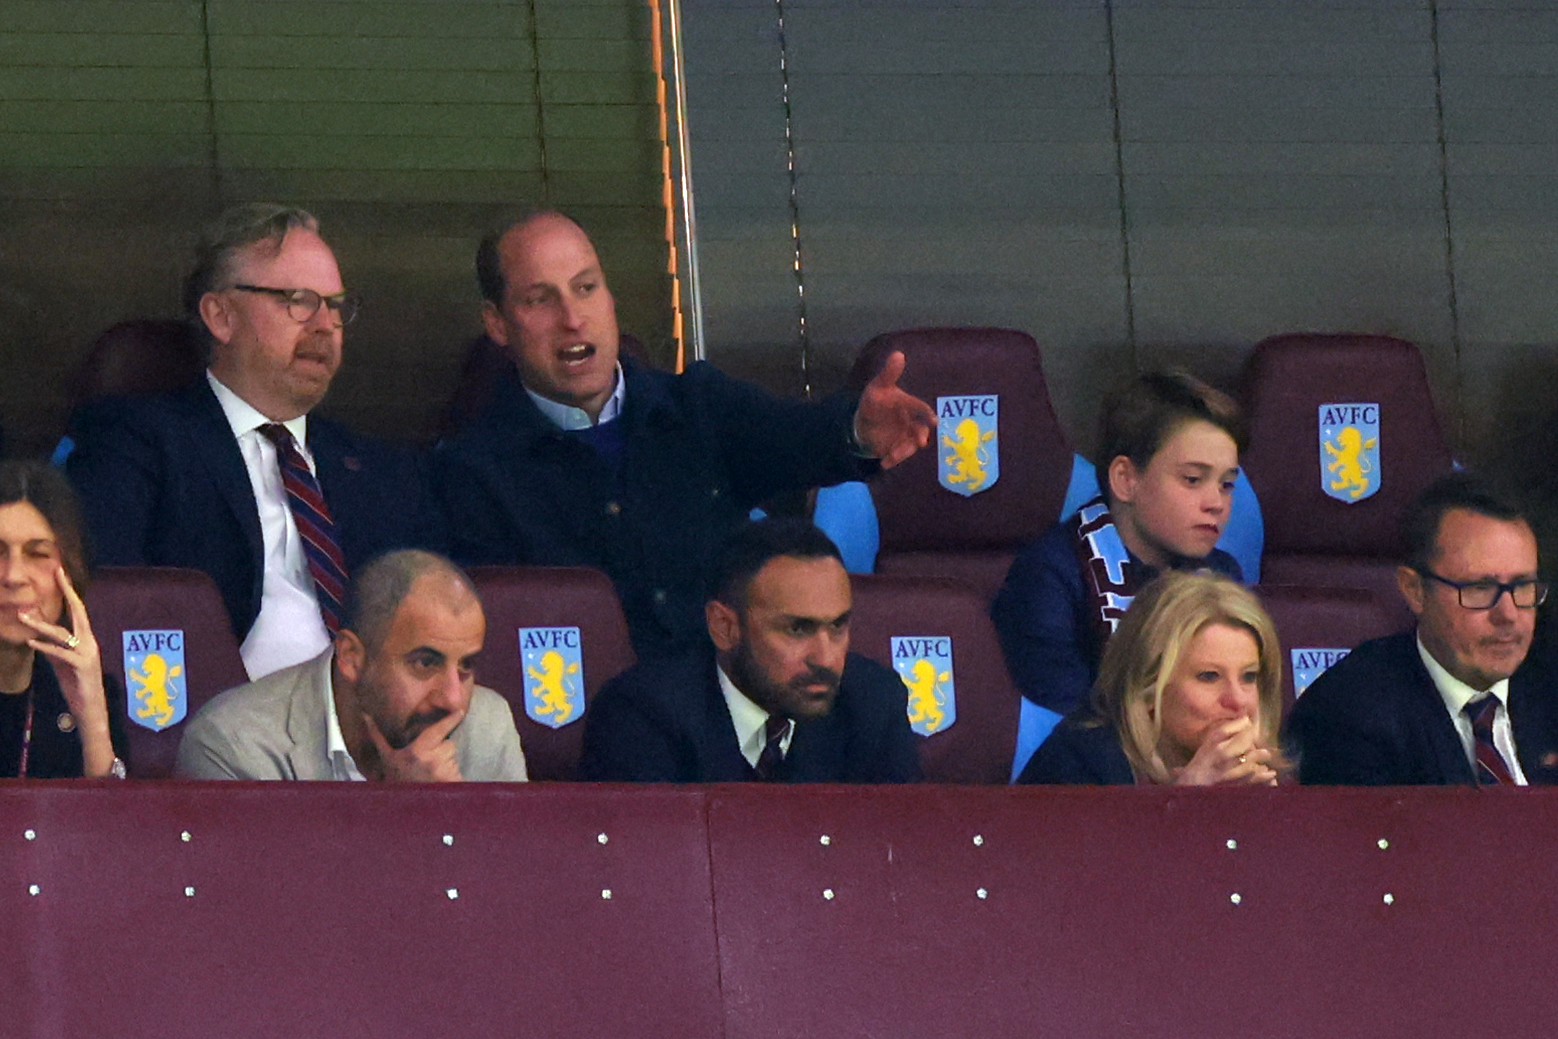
left=1397, top=565, right=1427, bottom=617
left=1108, top=455, right=1139, bottom=505
left=334, top=629, right=367, bottom=684
left=198, top=291, right=236, bottom=345
left=481, top=300, right=509, bottom=346
left=705, top=599, right=741, bottom=652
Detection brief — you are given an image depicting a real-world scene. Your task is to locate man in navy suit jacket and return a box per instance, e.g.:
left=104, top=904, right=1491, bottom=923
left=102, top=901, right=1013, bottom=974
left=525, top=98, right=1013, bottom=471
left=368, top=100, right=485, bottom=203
left=581, top=518, right=920, bottom=783
left=67, top=204, right=439, bottom=680
left=1288, top=473, right=1558, bottom=785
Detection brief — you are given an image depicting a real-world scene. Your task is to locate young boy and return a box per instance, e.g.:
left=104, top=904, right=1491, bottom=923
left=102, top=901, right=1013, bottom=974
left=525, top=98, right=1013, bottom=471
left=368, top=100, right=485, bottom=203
left=992, top=371, right=1245, bottom=714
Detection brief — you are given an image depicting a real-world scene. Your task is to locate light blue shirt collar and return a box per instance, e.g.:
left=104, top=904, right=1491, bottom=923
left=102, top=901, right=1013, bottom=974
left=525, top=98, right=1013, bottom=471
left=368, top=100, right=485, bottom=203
left=525, top=365, right=625, bottom=430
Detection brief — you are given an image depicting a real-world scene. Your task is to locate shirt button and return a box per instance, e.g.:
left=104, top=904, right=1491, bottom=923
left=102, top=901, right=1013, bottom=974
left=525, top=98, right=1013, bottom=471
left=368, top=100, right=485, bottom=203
left=652, top=589, right=667, bottom=604
left=605, top=501, right=622, bottom=516
left=710, top=488, right=720, bottom=499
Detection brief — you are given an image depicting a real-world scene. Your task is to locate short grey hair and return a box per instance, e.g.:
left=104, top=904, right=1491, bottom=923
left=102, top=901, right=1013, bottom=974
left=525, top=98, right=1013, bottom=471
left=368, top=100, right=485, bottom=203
left=183, top=203, right=321, bottom=322
left=343, top=550, right=481, bottom=653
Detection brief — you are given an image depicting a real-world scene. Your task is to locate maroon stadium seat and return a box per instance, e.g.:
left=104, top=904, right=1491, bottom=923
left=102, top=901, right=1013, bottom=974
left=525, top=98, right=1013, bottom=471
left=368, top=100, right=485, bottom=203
left=1241, top=333, right=1453, bottom=627
left=847, top=573, right=1021, bottom=784
left=69, top=318, right=205, bottom=406
left=1256, top=583, right=1401, bottom=715
left=83, top=566, right=249, bottom=778
left=467, top=566, right=636, bottom=781
left=849, top=327, right=1075, bottom=598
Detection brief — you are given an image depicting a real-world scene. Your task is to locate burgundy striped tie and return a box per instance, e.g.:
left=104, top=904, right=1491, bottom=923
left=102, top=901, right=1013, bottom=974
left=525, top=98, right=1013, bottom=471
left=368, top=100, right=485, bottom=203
left=259, top=424, right=348, bottom=634
left=1463, top=695, right=1516, bottom=786
left=753, top=714, right=790, bottom=781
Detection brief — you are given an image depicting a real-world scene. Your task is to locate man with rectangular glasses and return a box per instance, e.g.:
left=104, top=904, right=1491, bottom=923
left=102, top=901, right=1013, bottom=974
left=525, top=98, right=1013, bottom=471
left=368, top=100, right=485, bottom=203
left=1288, top=472, right=1558, bottom=785
left=67, top=204, right=441, bottom=680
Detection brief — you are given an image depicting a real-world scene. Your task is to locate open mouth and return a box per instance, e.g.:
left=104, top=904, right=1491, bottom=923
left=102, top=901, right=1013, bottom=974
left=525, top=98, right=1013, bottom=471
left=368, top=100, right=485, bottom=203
left=558, top=342, right=596, bottom=367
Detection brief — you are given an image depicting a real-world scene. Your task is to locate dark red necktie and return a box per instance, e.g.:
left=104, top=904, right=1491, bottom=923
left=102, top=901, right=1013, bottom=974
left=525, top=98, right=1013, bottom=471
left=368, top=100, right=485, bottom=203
left=753, top=714, right=789, bottom=781
left=259, top=424, right=348, bottom=634
left=1463, top=695, right=1516, bottom=786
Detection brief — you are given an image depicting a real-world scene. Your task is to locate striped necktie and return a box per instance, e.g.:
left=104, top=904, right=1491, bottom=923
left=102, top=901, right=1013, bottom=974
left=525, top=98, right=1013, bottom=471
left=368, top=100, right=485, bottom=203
left=753, top=714, right=790, bottom=781
left=259, top=423, right=348, bottom=634
left=1463, top=695, right=1516, bottom=786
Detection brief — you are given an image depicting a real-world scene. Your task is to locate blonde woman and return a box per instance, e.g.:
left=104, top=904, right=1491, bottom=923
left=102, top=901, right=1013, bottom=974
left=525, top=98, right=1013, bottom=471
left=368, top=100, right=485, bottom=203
left=1018, top=571, right=1286, bottom=785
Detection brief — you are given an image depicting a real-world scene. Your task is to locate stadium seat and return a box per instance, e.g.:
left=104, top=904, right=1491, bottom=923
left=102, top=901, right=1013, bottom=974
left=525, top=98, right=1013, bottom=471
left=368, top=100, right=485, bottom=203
left=83, top=566, right=249, bottom=779
left=467, top=565, right=637, bottom=781
left=1241, top=333, right=1453, bottom=627
left=54, top=318, right=207, bottom=465
left=844, top=327, right=1079, bottom=597
left=847, top=573, right=1021, bottom=784
left=1256, top=583, right=1401, bottom=715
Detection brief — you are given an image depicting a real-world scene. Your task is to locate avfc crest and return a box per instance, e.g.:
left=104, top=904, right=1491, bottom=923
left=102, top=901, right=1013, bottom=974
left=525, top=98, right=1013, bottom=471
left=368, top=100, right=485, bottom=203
left=519, top=627, right=584, bottom=729
left=891, top=636, right=956, bottom=736
left=1291, top=647, right=1350, bottom=698
left=124, top=630, right=186, bottom=731
left=1319, top=403, right=1380, bottom=503
left=937, top=395, right=998, bottom=497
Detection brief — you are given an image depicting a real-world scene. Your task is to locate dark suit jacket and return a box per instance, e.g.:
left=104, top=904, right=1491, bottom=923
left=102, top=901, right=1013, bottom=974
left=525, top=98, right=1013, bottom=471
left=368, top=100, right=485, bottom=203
left=1286, top=630, right=1558, bottom=785
left=1016, top=714, right=1135, bottom=785
left=433, top=358, right=875, bottom=659
left=580, top=645, right=921, bottom=783
left=67, top=380, right=441, bottom=642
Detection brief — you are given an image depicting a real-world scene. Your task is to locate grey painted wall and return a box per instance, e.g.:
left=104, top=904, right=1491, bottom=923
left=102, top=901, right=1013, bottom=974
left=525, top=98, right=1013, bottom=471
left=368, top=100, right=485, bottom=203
left=680, top=0, right=1558, bottom=462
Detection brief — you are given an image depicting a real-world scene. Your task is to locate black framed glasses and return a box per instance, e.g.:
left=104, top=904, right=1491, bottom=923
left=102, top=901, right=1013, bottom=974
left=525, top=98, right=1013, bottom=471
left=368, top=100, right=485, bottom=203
left=1417, top=567, right=1550, bottom=610
left=232, top=284, right=360, bottom=326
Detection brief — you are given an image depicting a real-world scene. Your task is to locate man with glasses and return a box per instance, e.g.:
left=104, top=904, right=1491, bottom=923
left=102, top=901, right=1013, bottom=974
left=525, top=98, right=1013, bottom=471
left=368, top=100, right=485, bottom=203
left=1288, top=472, right=1558, bottom=785
left=68, top=204, right=440, bottom=680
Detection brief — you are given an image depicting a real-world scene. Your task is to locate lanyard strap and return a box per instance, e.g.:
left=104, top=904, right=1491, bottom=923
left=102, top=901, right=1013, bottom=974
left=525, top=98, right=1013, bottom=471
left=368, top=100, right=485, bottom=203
left=16, top=685, right=35, bottom=779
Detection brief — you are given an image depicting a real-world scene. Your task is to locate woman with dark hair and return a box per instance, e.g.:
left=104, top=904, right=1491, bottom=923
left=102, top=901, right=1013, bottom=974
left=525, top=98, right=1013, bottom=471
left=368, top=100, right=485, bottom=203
left=1019, top=570, right=1286, bottom=786
left=0, top=460, right=125, bottom=778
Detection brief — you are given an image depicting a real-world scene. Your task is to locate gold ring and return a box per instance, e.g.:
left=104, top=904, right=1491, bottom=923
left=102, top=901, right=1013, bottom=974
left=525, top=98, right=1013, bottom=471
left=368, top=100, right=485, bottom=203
left=63, top=634, right=80, bottom=649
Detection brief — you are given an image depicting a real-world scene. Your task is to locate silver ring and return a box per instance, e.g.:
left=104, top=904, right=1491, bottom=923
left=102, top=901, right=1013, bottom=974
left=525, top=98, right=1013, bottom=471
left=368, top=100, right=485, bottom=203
left=1238, top=753, right=1248, bottom=764
left=63, top=634, right=80, bottom=649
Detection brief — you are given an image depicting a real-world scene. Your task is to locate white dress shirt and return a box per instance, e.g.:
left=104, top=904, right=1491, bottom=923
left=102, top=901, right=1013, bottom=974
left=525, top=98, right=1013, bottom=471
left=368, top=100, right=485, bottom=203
left=321, top=660, right=367, bottom=782
left=207, top=372, right=332, bottom=681
left=717, top=665, right=794, bottom=769
left=524, top=365, right=626, bottom=429
left=1417, top=635, right=1528, bottom=785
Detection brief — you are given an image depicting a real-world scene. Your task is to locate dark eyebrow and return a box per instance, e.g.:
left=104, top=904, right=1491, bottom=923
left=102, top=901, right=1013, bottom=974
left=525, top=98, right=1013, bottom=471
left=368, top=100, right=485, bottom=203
left=781, top=608, right=852, bottom=628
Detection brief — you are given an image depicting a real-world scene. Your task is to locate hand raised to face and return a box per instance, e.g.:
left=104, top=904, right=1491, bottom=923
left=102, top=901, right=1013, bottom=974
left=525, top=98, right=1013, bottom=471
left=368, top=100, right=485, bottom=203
left=1172, top=715, right=1279, bottom=787
left=364, top=706, right=466, bottom=782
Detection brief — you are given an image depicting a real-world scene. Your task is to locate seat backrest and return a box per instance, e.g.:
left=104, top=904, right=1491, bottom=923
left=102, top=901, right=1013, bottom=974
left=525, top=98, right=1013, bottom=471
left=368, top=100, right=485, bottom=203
left=846, top=573, right=1021, bottom=783
left=849, top=328, right=1074, bottom=558
left=467, top=566, right=637, bottom=781
left=84, top=566, right=250, bottom=778
left=1241, top=332, right=1453, bottom=559
left=1256, top=583, right=1401, bottom=715
left=69, top=319, right=205, bottom=407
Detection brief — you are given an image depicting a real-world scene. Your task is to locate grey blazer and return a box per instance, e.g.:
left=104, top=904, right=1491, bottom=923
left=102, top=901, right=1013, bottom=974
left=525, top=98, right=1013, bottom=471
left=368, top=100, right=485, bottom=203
left=175, top=651, right=528, bottom=781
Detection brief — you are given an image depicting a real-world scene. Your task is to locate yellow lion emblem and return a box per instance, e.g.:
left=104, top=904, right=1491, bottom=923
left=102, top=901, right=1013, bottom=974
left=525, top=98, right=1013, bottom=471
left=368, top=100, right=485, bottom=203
left=130, top=652, right=182, bottom=729
left=942, top=417, right=996, bottom=493
left=1324, top=425, right=1377, bottom=500
left=526, top=649, right=581, bottom=725
left=901, top=658, right=950, bottom=734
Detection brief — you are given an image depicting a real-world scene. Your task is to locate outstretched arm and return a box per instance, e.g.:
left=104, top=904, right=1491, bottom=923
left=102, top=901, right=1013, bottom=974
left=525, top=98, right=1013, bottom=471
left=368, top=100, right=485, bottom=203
left=852, top=351, right=935, bottom=469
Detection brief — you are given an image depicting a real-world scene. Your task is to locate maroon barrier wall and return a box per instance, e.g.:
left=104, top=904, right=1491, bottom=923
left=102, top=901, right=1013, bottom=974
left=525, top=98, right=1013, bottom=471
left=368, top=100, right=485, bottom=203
left=5, top=784, right=1558, bottom=1039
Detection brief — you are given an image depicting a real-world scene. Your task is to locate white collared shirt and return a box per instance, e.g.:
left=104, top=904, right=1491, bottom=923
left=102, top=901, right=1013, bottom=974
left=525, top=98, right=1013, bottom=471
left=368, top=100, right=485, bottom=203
left=206, top=371, right=332, bottom=681
left=524, top=364, right=626, bottom=430
left=321, top=660, right=366, bottom=782
left=1417, top=634, right=1528, bottom=785
left=717, top=664, right=794, bottom=769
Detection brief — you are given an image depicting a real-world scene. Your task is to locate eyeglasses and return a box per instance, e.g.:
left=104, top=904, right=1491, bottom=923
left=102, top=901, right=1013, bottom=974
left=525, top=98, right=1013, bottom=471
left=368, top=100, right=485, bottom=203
left=1417, top=567, right=1550, bottom=610
left=231, top=284, right=360, bottom=327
